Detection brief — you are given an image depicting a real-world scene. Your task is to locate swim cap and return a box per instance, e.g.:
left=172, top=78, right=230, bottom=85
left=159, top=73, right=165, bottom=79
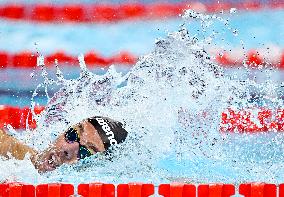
left=87, top=116, right=128, bottom=150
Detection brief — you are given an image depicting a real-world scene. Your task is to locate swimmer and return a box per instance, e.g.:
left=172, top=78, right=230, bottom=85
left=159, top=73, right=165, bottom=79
left=0, top=116, right=128, bottom=172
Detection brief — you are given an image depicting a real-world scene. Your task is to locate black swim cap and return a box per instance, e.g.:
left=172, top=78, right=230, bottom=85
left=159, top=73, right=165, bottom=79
left=88, top=116, right=128, bottom=150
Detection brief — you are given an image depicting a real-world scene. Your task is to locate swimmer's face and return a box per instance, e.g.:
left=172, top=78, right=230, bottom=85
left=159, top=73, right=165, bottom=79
left=34, top=120, right=106, bottom=172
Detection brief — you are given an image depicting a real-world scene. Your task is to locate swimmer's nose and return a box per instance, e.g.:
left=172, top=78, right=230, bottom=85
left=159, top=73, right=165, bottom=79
left=59, top=142, right=79, bottom=163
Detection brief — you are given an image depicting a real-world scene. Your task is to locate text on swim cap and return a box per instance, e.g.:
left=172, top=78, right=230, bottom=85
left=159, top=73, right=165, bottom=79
left=95, top=117, right=118, bottom=145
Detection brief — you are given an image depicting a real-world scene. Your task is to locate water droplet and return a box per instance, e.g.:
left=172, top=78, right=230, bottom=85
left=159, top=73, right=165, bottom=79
left=230, top=8, right=237, bottom=14
left=233, top=29, right=239, bottom=36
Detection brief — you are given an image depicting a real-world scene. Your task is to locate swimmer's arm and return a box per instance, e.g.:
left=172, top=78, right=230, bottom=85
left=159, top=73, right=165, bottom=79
left=0, top=129, right=37, bottom=160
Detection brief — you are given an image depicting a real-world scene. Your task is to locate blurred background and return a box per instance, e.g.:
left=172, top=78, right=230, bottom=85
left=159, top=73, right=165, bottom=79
left=0, top=0, right=283, bottom=111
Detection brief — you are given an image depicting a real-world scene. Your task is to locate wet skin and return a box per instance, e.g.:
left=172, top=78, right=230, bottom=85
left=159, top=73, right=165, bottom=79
left=34, top=121, right=106, bottom=172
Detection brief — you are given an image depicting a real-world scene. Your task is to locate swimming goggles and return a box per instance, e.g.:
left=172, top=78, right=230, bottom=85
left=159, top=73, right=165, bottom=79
left=64, top=126, right=94, bottom=160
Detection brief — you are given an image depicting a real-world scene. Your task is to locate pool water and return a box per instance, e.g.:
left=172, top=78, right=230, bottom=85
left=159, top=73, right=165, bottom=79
left=0, top=8, right=284, bottom=185
left=1, top=10, right=284, bottom=106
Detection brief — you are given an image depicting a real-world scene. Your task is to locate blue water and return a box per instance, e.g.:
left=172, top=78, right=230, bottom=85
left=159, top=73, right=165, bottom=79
left=1, top=10, right=283, bottom=55
left=1, top=10, right=284, bottom=106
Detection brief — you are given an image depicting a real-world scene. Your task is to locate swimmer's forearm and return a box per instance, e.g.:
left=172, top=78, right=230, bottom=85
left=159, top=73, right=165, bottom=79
left=0, top=129, right=37, bottom=160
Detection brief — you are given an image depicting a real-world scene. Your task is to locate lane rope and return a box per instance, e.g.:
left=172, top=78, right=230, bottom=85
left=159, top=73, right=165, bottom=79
left=0, top=51, right=137, bottom=68
left=0, top=49, right=283, bottom=68
left=0, top=2, right=283, bottom=23
left=0, top=183, right=282, bottom=197
left=1, top=105, right=284, bottom=132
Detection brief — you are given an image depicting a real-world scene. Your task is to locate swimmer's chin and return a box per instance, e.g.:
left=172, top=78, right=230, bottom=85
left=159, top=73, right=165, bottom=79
left=40, top=161, right=57, bottom=172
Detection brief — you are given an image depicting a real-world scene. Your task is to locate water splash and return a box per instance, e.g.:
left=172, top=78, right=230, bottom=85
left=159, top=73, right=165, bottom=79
left=1, top=9, right=284, bottom=185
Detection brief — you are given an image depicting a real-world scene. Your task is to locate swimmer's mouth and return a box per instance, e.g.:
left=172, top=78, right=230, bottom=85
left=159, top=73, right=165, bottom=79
left=45, top=153, right=60, bottom=171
